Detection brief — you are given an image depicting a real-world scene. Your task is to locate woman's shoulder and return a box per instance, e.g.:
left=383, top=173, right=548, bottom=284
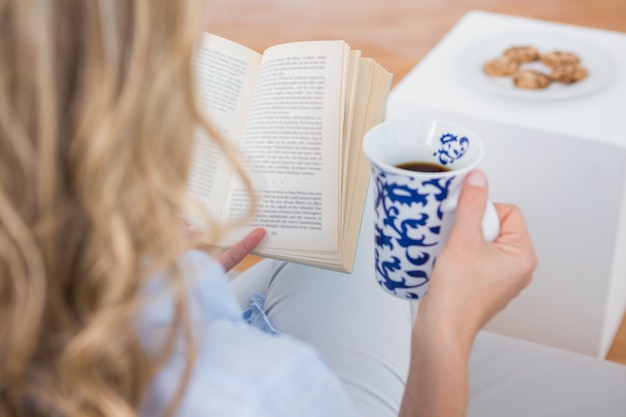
left=140, top=251, right=358, bottom=416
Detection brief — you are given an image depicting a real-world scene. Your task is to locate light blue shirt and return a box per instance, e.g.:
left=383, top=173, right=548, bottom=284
left=138, top=250, right=358, bottom=416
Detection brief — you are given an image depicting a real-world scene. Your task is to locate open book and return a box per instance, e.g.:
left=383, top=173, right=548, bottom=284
left=188, top=33, right=392, bottom=272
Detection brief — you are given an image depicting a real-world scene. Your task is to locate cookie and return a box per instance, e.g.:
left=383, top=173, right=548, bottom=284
left=512, top=70, right=551, bottom=89
left=540, top=51, right=581, bottom=68
left=549, top=63, right=589, bottom=83
left=483, top=57, right=520, bottom=76
left=503, top=46, right=540, bottom=63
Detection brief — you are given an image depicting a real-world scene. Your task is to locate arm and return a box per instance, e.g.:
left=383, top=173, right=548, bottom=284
left=399, top=170, right=537, bottom=417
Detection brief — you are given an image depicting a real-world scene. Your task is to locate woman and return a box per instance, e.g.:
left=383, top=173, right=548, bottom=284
left=2, top=1, right=625, bottom=417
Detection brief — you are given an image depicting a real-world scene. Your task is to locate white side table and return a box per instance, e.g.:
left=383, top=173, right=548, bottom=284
left=386, top=10, right=626, bottom=357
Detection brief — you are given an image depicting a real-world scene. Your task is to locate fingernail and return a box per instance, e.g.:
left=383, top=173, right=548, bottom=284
left=467, top=171, right=486, bottom=188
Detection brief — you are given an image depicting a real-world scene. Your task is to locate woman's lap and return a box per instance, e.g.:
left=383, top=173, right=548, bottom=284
left=230, top=258, right=413, bottom=417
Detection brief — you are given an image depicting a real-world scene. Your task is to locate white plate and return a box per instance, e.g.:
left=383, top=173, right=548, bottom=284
left=455, top=32, right=617, bottom=100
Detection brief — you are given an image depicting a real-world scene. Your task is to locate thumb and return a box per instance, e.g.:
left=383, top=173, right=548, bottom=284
left=448, top=170, right=489, bottom=245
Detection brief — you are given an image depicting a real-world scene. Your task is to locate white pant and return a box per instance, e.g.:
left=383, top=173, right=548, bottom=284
left=230, top=188, right=626, bottom=416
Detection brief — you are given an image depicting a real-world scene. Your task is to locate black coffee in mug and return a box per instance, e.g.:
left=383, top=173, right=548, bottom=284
left=395, top=161, right=451, bottom=173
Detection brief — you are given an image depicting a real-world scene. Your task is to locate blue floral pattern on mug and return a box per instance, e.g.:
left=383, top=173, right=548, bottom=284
left=372, top=166, right=456, bottom=299
left=433, top=133, right=469, bottom=166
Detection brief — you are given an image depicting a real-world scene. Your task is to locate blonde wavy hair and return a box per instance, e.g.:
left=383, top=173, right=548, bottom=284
left=0, top=1, right=251, bottom=416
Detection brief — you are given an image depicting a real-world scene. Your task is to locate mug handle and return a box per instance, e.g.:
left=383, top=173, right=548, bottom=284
left=481, top=201, right=500, bottom=242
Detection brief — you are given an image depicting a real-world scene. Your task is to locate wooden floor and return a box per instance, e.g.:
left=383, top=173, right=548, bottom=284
left=208, top=0, right=626, bottom=365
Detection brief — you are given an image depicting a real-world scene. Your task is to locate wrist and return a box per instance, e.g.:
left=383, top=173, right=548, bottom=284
left=414, top=298, right=477, bottom=357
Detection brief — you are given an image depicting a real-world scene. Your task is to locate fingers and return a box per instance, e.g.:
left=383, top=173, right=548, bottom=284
left=493, top=204, right=521, bottom=240
left=494, top=204, right=531, bottom=245
left=448, top=170, right=490, bottom=246
left=185, top=223, right=266, bottom=271
left=218, top=228, right=266, bottom=271
left=493, top=204, right=537, bottom=268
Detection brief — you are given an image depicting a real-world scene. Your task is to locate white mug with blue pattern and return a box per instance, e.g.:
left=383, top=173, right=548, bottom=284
left=362, top=118, right=500, bottom=300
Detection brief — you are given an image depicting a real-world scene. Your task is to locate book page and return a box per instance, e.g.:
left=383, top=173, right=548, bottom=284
left=339, top=60, right=392, bottom=270
left=221, top=41, right=347, bottom=251
left=340, top=50, right=362, bottom=218
left=187, top=34, right=262, bottom=223
left=260, top=59, right=391, bottom=272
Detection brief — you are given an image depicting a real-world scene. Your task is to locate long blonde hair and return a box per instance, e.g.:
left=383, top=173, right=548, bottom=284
left=0, top=1, right=248, bottom=415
